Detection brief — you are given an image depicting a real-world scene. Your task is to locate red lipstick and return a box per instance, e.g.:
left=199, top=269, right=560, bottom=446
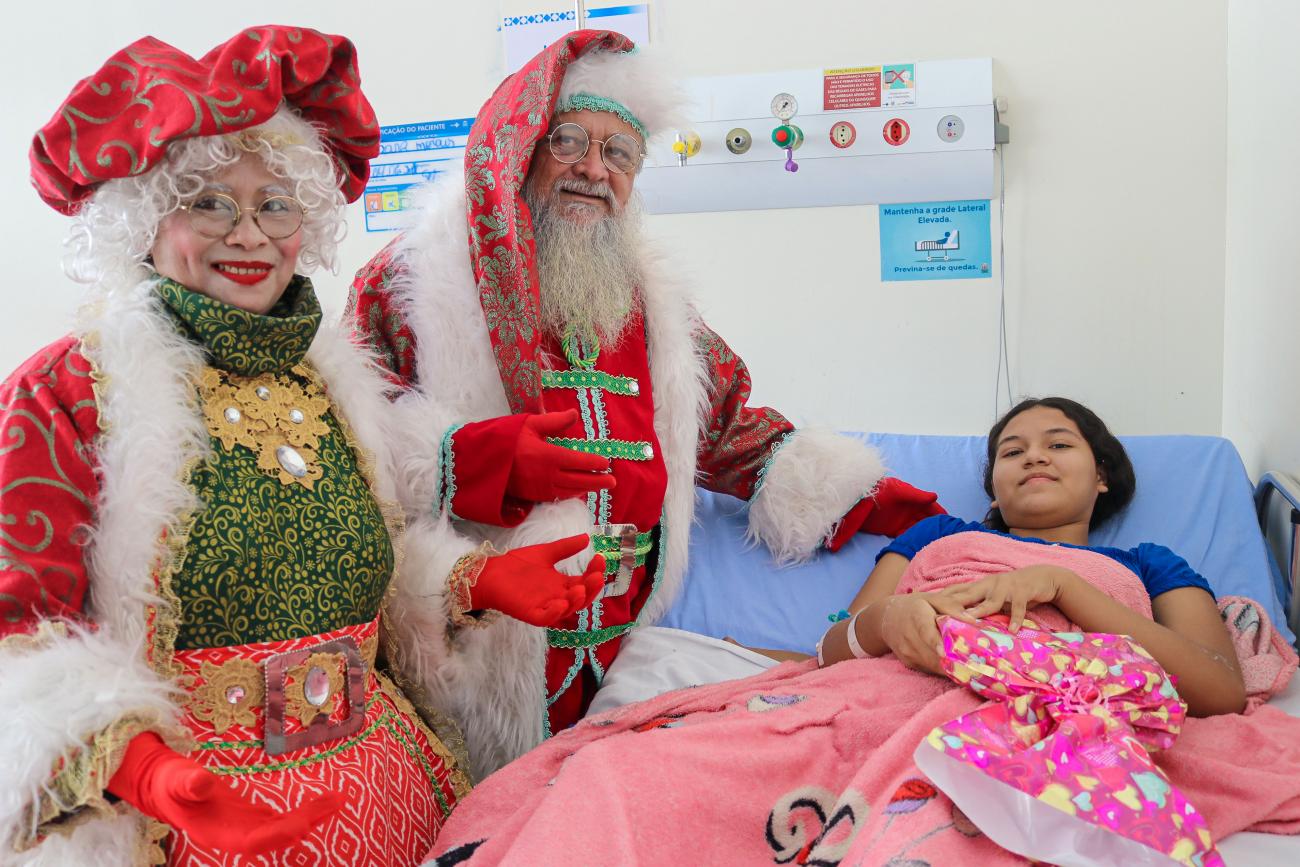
left=213, top=261, right=273, bottom=286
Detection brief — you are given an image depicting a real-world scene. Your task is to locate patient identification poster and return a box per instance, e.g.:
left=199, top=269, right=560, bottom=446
left=878, top=199, right=991, bottom=281
left=362, top=119, right=473, bottom=233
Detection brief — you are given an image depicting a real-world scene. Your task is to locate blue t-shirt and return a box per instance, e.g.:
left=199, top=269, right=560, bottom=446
left=877, top=514, right=1214, bottom=600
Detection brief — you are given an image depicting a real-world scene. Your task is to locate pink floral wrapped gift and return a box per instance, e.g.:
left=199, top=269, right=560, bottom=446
left=913, top=616, right=1223, bottom=867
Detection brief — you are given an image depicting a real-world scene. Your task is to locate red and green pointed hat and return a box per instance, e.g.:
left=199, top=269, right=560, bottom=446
left=463, top=29, right=681, bottom=414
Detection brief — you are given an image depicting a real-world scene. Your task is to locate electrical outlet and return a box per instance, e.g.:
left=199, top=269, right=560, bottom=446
left=829, top=121, right=856, bottom=149
left=882, top=118, right=910, bottom=146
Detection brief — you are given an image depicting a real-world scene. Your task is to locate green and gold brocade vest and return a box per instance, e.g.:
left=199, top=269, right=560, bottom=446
left=156, top=277, right=395, bottom=649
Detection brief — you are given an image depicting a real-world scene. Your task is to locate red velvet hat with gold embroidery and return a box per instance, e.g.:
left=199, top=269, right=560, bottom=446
left=30, top=25, right=379, bottom=213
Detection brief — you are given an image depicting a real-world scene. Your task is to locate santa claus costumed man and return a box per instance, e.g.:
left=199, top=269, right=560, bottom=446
left=349, top=30, right=945, bottom=781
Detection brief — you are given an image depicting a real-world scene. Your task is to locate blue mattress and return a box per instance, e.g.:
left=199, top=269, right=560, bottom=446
left=660, top=434, right=1293, bottom=651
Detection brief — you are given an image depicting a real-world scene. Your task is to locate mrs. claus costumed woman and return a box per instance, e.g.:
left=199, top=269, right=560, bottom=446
left=0, top=26, right=490, bottom=866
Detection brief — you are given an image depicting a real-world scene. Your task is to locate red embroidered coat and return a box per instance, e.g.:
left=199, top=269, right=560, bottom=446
left=346, top=170, right=886, bottom=779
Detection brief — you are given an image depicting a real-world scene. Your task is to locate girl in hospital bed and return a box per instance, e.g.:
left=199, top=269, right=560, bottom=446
left=426, top=399, right=1300, bottom=867
left=817, top=396, right=1248, bottom=717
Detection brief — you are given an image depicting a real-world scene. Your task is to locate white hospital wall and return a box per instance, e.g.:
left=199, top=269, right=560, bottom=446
left=648, top=0, right=1227, bottom=438
left=1, top=2, right=1228, bottom=442
left=1222, top=0, right=1300, bottom=480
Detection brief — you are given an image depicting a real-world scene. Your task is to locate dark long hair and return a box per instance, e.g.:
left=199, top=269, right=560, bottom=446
left=982, top=397, right=1136, bottom=532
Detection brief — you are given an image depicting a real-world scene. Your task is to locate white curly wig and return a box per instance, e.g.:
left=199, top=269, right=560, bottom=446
left=64, top=105, right=347, bottom=295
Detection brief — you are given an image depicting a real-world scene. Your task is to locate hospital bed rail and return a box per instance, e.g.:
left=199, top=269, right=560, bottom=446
left=1256, top=471, right=1300, bottom=645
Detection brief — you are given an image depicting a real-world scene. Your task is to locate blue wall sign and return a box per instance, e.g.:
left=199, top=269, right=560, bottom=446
left=879, top=199, right=992, bottom=281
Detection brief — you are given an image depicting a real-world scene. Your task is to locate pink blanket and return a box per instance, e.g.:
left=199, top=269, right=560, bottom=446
left=428, top=535, right=1300, bottom=867
left=895, top=530, right=1155, bottom=627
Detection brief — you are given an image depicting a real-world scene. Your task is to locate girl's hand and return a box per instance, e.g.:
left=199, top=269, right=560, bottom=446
left=879, top=593, right=974, bottom=675
left=937, top=565, right=1074, bottom=632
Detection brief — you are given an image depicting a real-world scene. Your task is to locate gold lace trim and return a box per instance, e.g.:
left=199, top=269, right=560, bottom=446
left=374, top=606, right=473, bottom=783
left=375, top=672, right=474, bottom=801
left=445, top=542, right=503, bottom=630
left=197, top=365, right=330, bottom=489
left=184, top=657, right=265, bottom=735
left=143, top=817, right=170, bottom=865
left=31, top=711, right=172, bottom=850
left=360, top=632, right=379, bottom=672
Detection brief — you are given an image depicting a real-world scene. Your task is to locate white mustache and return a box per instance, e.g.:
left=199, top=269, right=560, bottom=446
left=554, top=178, right=617, bottom=210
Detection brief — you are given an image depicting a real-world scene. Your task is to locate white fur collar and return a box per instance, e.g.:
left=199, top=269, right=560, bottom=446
left=78, top=279, right=397, bottom=643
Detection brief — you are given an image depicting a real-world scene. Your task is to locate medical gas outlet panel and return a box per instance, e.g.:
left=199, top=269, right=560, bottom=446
left=639, top=58, right=995, bottom=215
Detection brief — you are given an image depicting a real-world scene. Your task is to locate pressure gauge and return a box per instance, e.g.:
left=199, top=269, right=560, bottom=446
left=770, top=92, right=798, bottom=121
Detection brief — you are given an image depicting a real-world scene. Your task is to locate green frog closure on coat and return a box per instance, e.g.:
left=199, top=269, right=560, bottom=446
left=156, top=276, right=394, bottom=649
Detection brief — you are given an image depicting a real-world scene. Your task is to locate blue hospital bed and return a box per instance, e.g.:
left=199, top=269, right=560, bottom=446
left=661, top=434, right=1295, bottom=651
left=644, top=434, right=1299, bottom=864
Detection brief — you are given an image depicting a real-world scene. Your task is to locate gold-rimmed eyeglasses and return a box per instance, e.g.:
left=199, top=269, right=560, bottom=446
left=544, top=122, right=645, bottom=175
left=178, top=191, right=305, bottom=240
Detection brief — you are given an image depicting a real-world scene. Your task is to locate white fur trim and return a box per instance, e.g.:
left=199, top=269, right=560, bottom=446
left=80, top=282, right=209, bottom=644
left=378, top=169, right=883, bottom=767
left=0, top=626, right=179, bottom=855
left=630, top=250, right=710, bottom=626
left=370, top=172, right=563, bottom=775
left=0, top=283, right=207, bottom=856
left=7, top=808, right=143, bottom=866
left=557, top=48, right=690, bottom=141
left=747, top=429, right=887, bottom=566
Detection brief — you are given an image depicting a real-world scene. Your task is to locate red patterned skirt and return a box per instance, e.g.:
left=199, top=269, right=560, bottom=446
left=165, top=617, right=468, bottom=866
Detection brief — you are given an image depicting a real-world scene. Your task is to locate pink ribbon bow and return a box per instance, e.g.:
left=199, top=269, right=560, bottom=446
left=913, top=617, right=1223, bottom=867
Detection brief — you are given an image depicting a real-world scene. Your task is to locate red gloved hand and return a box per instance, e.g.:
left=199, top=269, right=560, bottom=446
left=107, top=732, right=344, bottom=855
left=826, top=477, right=947, bottom=550
left=471, top=534, right=607, bottom=627
left=506, top=411, right=616, bottom=503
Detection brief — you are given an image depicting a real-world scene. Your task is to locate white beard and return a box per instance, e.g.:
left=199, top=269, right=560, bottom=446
left=524, top=178, right=644, bottom=346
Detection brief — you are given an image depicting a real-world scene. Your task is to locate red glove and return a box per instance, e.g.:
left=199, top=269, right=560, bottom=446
left=107, top=732, right=344, bottom=855
left=507, top=411, right=616, bottom=503
left=472, top=534, right=606, bottom=627
left=826, top=477, right=947, bottom=550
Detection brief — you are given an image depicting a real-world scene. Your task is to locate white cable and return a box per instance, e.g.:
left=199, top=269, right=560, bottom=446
left=993, top=143, right=1012, bottom=420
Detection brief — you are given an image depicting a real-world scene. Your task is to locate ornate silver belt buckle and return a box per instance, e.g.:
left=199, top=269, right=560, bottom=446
left=594, top=522, right=638, bottom=599
left=263, top=636, right=367, bottom=755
